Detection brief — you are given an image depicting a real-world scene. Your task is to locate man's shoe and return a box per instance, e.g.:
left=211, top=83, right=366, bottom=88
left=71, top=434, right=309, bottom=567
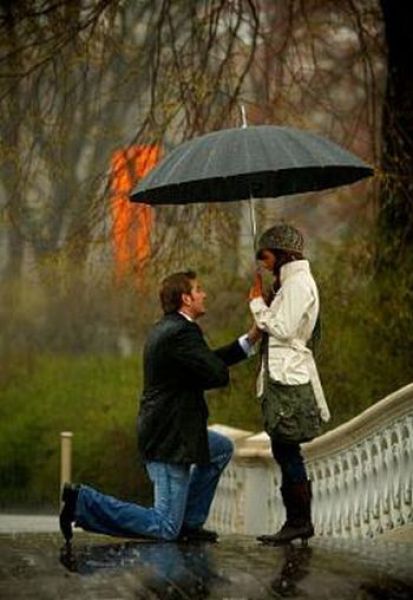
left=59, top=483, right=79, bottom=542
left=178, top=525, right=218, bottom=542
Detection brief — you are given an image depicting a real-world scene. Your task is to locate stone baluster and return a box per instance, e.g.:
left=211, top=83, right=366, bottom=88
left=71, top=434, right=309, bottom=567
left=207, top=383, right=413, bottom=539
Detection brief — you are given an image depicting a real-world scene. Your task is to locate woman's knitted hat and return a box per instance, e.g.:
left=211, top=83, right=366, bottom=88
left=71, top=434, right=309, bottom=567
left=257, top=223, right=304, bottom=255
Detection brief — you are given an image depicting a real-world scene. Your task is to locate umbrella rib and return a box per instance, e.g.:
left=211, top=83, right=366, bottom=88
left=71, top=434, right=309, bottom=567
left=156, top=138, right=203, bottom=184
left=283, top=129, right=314, bottom=168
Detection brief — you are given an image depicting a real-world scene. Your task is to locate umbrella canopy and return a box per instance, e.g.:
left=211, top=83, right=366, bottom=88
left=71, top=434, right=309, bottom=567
left=130, top=125, right=373, bottom=205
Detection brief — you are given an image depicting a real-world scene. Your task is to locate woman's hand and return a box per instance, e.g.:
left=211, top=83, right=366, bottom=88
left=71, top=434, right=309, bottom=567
left=249, top=270, right=264, bottom=301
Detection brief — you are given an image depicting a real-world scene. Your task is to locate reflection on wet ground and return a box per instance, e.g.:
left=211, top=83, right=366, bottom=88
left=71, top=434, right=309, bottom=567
left=0, top=532, right=412, bottom=599
left=60, top=539, right=217, bottom=598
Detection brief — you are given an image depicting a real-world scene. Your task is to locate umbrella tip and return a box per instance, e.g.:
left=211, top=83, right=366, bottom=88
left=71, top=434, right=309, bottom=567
left=240, top=105, right=248, bottom=129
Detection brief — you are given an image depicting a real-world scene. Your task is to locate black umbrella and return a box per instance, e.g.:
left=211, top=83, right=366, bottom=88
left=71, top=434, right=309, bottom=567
left=130, top=125, right=373, bottom=205
left=129, top=124, right=373, bottom=243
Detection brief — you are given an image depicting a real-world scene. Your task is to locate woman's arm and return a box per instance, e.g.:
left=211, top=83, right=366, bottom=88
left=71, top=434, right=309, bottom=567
left=249, top=277, right=314, bottom=341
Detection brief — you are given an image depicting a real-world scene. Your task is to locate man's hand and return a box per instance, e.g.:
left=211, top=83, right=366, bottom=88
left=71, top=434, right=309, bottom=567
left=249, top=271, right=264, bottom=301
left=247, top=323, right=262, bottom=345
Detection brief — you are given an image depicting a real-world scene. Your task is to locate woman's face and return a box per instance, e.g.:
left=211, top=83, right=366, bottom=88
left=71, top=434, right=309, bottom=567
left=259, top=249, right=277, bottom=272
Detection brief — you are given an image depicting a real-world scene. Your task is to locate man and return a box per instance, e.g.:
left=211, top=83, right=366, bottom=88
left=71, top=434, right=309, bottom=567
left=60, top=270, right=258, bottom=543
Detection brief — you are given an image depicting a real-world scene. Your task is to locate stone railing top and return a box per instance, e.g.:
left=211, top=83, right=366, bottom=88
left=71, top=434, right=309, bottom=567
left=209, top=423, right=253, bottom=442
left=213, top=382, right=413, bottom=462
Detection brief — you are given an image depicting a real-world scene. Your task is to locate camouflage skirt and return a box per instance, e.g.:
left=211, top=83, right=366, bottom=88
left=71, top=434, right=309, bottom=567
left=260, top=380, right=321, bottom=444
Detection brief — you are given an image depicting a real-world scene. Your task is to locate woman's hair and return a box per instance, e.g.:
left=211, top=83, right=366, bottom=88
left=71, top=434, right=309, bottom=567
left=159, top=270, right=196, bottom=314
left=259, top=248, right=303, bottom=294
left=257, top=248, right=303, bottom=275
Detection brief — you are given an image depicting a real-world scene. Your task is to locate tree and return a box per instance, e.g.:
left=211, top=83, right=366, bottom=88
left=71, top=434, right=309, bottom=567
left=378, top=0, right=413, bottom=264
left=0, top=0, right=259, bottom=282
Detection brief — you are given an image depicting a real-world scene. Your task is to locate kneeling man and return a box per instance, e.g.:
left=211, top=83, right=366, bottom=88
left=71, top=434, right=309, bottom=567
left=60, top=270, right=258, bottom=542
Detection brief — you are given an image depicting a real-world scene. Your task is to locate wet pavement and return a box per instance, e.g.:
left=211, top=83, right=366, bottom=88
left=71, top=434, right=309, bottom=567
left=0, top=514, right=58, bottom=534
left=0, top=530, right=412, bottom=599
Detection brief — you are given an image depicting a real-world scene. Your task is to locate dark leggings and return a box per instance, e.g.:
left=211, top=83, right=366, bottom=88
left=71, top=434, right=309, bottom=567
left=270, top=438, right=308, bottom=485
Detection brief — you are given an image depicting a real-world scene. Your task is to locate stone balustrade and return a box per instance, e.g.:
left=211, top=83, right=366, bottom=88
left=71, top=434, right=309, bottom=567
left=207, top=383, right=413, bottom=538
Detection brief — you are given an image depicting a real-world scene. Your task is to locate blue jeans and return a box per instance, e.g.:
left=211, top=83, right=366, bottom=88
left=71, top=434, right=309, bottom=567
left=75, top=430, right=233, bottom=541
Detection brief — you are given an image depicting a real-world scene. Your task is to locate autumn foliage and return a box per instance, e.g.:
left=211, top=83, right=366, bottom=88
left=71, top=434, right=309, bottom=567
left=110, top=145, right=160, bottom=283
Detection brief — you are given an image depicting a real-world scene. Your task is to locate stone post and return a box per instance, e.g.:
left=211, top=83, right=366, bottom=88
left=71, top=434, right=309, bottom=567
left=60, top=431, right=73, bottom=499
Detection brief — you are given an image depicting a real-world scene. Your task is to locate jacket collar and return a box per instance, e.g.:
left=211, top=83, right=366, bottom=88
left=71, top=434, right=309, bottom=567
left=280, top=259, right=310, bottom=285
left=178, top=310, right=194, bottom=322
left=164, top=311, right=187, bottom=321
left=164, top=312, right=198, bottom=327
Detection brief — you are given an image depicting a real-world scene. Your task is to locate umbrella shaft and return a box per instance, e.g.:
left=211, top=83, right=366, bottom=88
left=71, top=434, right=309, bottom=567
left=249, top=197, right=257, bottom=252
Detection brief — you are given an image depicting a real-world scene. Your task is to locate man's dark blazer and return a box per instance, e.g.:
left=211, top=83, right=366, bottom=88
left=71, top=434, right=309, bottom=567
left=137, top=312, right=246, bottom=465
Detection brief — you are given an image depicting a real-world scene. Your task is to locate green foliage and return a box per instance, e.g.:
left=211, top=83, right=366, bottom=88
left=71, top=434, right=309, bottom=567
left=0, top=354, right=142, bottom=507
left=314, top=239, right=413, bottom=427
left=0, top=349, right=262, bottom=507
left=1, top=239, right=412, bottom=507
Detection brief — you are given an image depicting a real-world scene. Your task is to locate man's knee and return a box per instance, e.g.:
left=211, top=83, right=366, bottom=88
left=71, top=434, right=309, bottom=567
left=208, top=431, right=234, bottom=467
left=224, top=437, right=234, bottom=460
left=218, top=434, right=234, bottom=457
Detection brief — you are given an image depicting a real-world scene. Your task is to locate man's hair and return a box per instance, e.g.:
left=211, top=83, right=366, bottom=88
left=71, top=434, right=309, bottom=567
left=160, top=270, right=197, bottom=314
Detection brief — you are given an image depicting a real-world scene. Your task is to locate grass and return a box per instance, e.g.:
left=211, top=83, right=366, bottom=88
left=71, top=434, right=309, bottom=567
left=0, top=349, right=262, bottom=507
left=1, top=244, right=412, bottom=507
left=0, top=354, right=141, bottom=507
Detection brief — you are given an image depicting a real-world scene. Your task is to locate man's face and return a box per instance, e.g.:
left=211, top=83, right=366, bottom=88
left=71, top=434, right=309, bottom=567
left=182, top=278, right=207, bottom=319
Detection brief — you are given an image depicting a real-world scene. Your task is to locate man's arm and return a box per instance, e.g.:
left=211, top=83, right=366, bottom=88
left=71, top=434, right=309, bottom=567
left=215, top=323, right=261, bottom=366
left=214, top=338, right=249, bottom=366
left=173, top=324, right=230, bottom=390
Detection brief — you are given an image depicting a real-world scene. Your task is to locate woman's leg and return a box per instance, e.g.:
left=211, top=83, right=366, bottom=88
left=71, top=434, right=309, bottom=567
left=271, top=440, right=307, bottom=485
left=257, top=439, right=313, bottom=545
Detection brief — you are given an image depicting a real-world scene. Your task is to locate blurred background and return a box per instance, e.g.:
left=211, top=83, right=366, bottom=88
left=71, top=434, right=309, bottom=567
left=1, top=0, right=412, bottom=510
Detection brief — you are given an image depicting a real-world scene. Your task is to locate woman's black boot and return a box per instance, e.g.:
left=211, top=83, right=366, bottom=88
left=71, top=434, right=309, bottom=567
left=257, top=480, right=314, bottom=546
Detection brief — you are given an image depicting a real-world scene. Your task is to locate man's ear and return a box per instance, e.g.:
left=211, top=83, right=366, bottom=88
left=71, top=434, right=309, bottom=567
left=181, top=292, right=191, bottom=307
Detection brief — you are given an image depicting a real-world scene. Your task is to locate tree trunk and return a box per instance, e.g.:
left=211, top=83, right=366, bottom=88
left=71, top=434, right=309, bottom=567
left=1, top=4, right=24, bottom=282
left=379, top=1, right=413, bottom=264
left=3, top=217, right=24, bottom=281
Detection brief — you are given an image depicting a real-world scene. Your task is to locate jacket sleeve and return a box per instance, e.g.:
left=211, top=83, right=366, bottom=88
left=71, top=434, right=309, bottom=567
left=173, top=325, right=230, bottom=390
left=214, top=338, right=248, bottom=366
left=250, top=278, right=314, bottom=341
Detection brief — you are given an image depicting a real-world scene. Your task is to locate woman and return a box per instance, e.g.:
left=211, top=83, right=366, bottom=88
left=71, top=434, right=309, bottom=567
left=249, top=223, right=330, bottom=546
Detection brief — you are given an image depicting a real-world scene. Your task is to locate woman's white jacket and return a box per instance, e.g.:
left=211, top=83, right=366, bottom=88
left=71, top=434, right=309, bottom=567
left=250, top=260, right=330, bottom=422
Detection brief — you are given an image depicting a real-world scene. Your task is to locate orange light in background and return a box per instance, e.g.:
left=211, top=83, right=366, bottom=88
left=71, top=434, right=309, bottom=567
left=110, top=145, right=160, bottom=283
